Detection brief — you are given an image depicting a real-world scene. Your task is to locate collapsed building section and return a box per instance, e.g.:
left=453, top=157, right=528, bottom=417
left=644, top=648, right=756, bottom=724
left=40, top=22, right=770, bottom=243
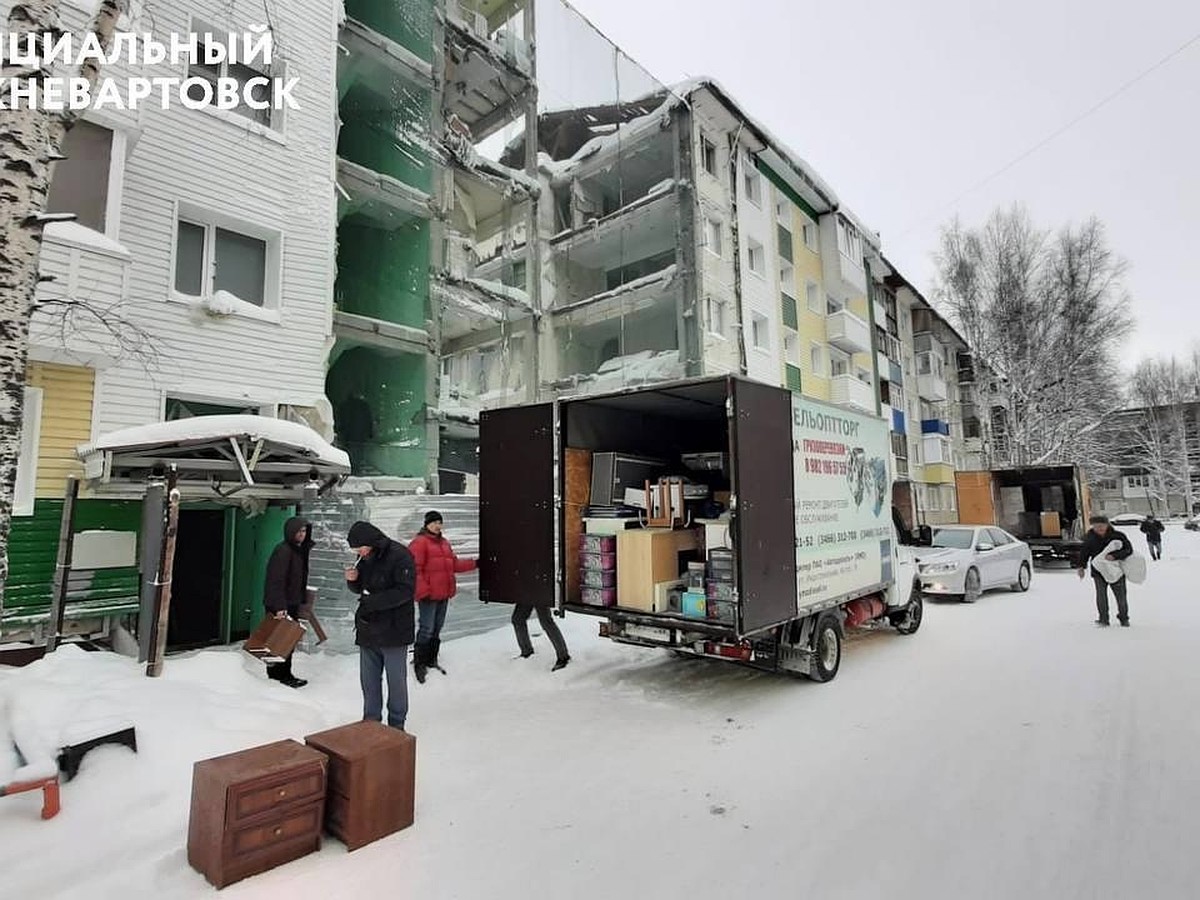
left=331, top=0, right=536, bottom=489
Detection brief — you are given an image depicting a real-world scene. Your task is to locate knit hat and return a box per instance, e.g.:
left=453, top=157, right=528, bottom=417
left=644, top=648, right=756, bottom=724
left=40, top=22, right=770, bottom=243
left=424, top=511, right=443, bottom=527
left=1090, top=514, right=1110, bottom=525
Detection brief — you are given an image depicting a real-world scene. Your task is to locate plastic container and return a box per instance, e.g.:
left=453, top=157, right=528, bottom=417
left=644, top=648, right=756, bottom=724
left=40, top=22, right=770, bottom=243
left=579, top=534, right=617, bottom=554
left=705, top=581, right=735, bottom=601
left=581, top=587, right=617, bottom=607
left=706, top=599, right=737, bottom=624
left=580, top=568, right=617, bottom=588
left=686, top=562, right=707, bottom=590
left=580, top=551, right=617, bottom=571
left=682, top=591, right=707, bottom=619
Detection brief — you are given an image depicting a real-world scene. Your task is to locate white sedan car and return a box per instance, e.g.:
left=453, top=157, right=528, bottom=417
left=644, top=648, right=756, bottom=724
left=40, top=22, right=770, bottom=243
left=916, top=526, right=1033, bottom=603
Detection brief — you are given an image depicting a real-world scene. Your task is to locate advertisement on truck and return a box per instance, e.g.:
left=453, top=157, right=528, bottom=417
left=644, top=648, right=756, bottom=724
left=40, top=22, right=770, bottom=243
left=793, top=396, right=895, bottom=609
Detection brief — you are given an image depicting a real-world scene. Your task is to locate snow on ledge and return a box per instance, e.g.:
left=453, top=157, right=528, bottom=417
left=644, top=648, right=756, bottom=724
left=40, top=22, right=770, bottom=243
left=80, top=415, right=350, bottom=470
left=43, top=222, right=131, bottom=259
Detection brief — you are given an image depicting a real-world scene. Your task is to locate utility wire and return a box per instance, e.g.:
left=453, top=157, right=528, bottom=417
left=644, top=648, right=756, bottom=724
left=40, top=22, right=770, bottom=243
left=894, top=28, right=1200, bottom=242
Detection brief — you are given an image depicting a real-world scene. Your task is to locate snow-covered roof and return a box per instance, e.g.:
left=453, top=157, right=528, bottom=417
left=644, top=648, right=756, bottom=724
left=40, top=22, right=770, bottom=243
left=79, top=416, right=350, bottom=497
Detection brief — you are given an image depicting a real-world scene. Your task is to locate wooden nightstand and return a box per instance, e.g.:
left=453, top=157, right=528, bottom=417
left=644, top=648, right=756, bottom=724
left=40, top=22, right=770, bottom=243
left=305, top=721, right=416, bottom=851
left=187, top=740, right=327, bottom=889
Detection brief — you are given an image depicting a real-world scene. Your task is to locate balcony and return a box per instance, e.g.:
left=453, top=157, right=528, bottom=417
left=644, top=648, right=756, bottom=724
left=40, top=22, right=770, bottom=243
left=921, top=418, right=950, bottom=437
left=444, top=0, right=533, bottom=142
left=827, top=308, right=871, bottom=354
left=818, top=215, right=868, bottom=300
left=918, top=372, right=949, bottom=402
left=923, top=463, right=956, bottom=485
left=892, top=408, right=907, bottom=435
left=922, top=433, right=952, bottom=465
left=830, top=374, right=876, bottom=414
left=963, top=436, right=984, bottom=455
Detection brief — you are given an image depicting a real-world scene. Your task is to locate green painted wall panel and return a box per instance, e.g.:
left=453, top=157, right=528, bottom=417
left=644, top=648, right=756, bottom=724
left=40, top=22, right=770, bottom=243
left=327, top=346, right=429, bottom=478
left=339, top=80, right=433, bottom=194
left=344, top=0, right=435, bottom=64
left=336, top=217, right=430, bottom=328
left=5, top=499, right=141, bottom=613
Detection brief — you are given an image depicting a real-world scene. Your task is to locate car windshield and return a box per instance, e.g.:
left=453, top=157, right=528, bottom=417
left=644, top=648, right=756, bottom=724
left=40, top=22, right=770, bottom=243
left=932, top=529, right=976, bottom=550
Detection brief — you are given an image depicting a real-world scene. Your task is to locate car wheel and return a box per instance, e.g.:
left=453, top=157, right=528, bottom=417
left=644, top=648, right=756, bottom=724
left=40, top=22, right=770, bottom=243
left=962, top=568, right=981, bottom=604
left=1014, top=562, right=1032, bottom=593
left=808, top=612, right=843, bottom=683
left=891, top=589, right=923, bottom=635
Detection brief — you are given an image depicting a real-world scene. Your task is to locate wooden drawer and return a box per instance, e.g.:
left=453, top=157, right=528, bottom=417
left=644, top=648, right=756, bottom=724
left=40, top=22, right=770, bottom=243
left=230, top=803, right=322, bottom=856
left=188, top=740, right=327, bottom=889
left=227, top=764, right=324, bottom=827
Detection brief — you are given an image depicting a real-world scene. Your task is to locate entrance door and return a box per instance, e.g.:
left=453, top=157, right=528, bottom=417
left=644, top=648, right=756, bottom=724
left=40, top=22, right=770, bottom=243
left=167, top=509, right=227, bottom=649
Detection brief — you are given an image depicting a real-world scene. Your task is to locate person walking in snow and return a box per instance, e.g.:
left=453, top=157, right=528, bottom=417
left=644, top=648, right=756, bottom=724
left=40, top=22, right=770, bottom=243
left=263, top=517, right=313, bottom=689
left=512, top=598, right=571, bottom=672
left=409, top=511, right=477, bottom=683
left=346, top=521, right=416, bottom=731
left=1077, top=515, right=1135, bottom=627
left=1140, top=513, right=1165, bottom=561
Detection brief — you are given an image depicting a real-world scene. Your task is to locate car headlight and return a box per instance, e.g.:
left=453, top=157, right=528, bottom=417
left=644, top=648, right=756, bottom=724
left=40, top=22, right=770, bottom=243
left=921, top=562, right=960, bottom=576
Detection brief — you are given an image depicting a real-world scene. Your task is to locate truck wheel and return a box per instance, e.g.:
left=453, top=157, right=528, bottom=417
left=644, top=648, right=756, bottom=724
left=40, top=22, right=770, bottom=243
left=892, top=591, right=923, bottom=635
left=808, top=613, right=843, bottom=683
left=1013, top=563, right=1032, bottom=593
left=962, top=568, right=981, bottom=604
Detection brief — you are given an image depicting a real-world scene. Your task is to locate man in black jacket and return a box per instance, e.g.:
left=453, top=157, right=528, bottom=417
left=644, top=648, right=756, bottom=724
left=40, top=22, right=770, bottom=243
left=1140, top=513, right=1165, bottom=561
left=1077, top=515, right=1135, bottom=627
left=347, top=521, right=416, bottom=730
left=263, top=517, right=312, bottom=688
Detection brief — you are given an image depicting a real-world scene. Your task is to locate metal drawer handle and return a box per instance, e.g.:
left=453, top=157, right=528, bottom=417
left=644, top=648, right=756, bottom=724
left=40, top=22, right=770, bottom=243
left=273, top=827, right=283, bottom=837
left=278, top=789, right=287, bottom=798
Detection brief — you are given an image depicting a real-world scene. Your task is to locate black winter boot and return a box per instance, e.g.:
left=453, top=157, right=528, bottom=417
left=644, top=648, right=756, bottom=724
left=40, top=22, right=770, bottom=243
left=430, top=637, right=447, bottom=675
left=413, top=642, right=429, bottom=684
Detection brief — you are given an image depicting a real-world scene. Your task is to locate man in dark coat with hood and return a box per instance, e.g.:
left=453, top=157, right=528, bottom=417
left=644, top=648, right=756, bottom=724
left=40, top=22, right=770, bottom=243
left=263, top=517, right=313, bottom=688
left=1140, top=513, right=1165, bottom=561
left=1077, top=515, right=1135, bottom=627
left=346, top=521, right=416, bottom=731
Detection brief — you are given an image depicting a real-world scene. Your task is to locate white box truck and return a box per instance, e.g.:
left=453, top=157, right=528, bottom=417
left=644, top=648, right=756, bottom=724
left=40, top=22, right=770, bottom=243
left=479, top=376, right=921, bottom=682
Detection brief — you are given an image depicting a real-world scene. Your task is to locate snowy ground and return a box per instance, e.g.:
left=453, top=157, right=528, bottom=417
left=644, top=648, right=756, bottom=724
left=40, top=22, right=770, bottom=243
left=3, top=528, right=1200, bottom=900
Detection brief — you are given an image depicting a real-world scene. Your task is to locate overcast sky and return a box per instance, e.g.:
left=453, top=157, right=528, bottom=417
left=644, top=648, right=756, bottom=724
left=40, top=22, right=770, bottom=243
left=567, top=0, right=1200, bottom=369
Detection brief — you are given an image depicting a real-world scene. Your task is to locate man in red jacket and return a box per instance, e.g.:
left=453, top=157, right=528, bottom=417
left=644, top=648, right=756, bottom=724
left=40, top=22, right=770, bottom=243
left=410, top=511, right=477, bottom=683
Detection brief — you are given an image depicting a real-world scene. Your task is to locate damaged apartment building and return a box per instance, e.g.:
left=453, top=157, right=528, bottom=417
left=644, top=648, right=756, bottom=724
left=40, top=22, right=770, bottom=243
left=331, top=0, right=538, bottom=492
left=494, top=79, right=884, bottom=409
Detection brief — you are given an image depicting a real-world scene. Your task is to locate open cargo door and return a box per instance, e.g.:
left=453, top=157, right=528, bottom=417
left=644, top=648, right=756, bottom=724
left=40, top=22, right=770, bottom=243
left=732, top=379, right=798, bottom=635
left=479, top=403, right=556, bottom=608
left=955, top=471, right=997, bottom=525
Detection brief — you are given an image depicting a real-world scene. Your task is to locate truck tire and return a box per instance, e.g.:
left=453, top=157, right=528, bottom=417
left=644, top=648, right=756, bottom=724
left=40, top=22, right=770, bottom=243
left=808, top=613, right=843, bottom=683
left=891, top=590, right=923, bottom=635
left=962, top=568, right=981, bottom=604
left=1013, top=562, right=1032, bottom=593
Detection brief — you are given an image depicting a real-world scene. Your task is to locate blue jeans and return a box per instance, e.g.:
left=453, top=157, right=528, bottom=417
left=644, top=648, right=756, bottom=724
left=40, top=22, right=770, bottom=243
left=416, top=600, right=449, bottom=644
left=359, top=645, right=409, bottom=730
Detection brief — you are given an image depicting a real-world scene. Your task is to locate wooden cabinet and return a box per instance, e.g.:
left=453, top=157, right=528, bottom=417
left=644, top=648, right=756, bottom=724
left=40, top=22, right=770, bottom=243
left=305, top=721, right=416, bottom=851
left=616, top=528, right=702, bottom=612
left=187, top=740, right=327, bottom=889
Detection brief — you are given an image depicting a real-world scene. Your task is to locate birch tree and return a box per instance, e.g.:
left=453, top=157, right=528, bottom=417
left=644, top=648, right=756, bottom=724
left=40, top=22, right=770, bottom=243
left=0, top=0, right=128, bottom=598
left=935, top=207, right=1133, bottom=472
left=1129, top=356, right=1200, bottom=514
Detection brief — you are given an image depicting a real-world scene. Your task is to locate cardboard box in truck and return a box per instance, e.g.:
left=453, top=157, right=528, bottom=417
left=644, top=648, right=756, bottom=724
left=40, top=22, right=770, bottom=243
left=478, top=376, right=921, bottom=683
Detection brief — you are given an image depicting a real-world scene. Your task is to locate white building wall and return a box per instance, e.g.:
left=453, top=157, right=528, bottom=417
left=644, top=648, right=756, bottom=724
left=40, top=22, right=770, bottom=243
left=735, top=147, right=780, bottom=386
left=81, top=0, right=340, bottom=434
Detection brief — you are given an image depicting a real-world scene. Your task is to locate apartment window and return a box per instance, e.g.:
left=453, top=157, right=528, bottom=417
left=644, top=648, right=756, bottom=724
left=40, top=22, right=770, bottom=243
left=706, top=219, right=723, bottom=257
left=188, top=19, right=279, bottom=128
left=783, top=331, right=797, bottom=362
left=830, top=348, right=850, bottom=378
left=174, top=207, right=279, bottom=309
left=827, top=294, right=844, bottom=316
left=806, top=281, right=821, bottom=314
left=779, top=261, right=795, bottom=295
left=1097, top=478, right=1119, bottom=492
left=706, top=296, right=727, bottom=337
left=776, top=199, right=791, bottom=224
left=1125, top=475, right=1150, bottom=490
left=802, top=220, right=819, bottom=253
left=810, top=344, right=826, bottom=378
left=701, top=136, right=718, bottom=177
left=751, top=313, right=769, bottom=351
left=747, top=239, right=765, bottom=276
left=13, top=387, right=43, bottom=517
left=836, top=216, right=862, bottom=262
left=743, top=156, right=763, bottom=207
left=45, top=119, right=113, bottom=233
